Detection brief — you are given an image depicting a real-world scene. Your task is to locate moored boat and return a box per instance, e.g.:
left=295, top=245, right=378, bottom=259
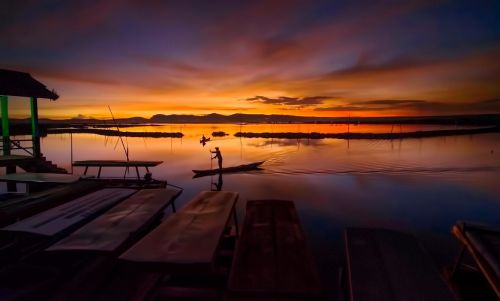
left=193, top=161, right=264, bottom=177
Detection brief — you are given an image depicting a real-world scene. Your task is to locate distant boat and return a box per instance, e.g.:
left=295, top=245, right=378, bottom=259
left=193, top=161, right=264, bottom=178
left=200, top=137, right=211, bottom=144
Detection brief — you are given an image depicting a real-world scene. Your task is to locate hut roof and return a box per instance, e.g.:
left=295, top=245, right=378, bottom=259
left=0, top=69, right=59, bottom=100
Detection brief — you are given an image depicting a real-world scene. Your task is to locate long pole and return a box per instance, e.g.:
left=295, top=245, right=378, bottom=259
left=70, top=132, right=73, bottom=174
left=107, top=106, right=129, bottom=162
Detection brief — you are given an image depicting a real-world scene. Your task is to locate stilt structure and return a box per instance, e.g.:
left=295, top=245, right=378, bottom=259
left=0, top=69, right=64, bottom=191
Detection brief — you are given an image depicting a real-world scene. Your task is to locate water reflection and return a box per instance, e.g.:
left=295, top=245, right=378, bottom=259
left=3, top=124, right=500, bottom=299
left=211, top=172, right=223, bottom=191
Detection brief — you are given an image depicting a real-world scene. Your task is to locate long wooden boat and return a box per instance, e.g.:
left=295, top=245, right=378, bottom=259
left=192, top=161, right=264, bottom=177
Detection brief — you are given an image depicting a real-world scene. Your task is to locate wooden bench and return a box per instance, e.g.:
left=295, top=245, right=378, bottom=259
left=451, top=222, right=500, bottom=298
left=228, top=200, right=322, bottom=300
left=344, top=228, right=457, bottom=301
left=46, top=188, right=182, bottom=254
left=73, top=160, right=163, bottom=180
left=119, top=191, right=239, bottom=274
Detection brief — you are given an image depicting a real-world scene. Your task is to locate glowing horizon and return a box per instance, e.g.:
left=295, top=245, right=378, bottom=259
left=2, top=1, right=500, bottom=119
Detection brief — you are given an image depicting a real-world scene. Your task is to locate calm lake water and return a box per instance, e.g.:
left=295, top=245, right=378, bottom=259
left=4, top=123, right=500, bottom=299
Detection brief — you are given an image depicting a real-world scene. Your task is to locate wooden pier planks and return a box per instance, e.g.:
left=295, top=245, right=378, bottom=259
left=345, top=228, right=456, bottom=301
left=120, top=191, right=238, bottom=271
left=2, top=188, right=136, bottom=237
left=228, top=200, right=322, bottom=300
left=47, top=188, right=181, bottom=253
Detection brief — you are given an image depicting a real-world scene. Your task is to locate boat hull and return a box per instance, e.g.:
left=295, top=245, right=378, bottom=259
left=193, top=161, right=264, bottom=177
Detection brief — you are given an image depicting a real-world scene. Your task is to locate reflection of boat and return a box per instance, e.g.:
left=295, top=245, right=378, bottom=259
left=193, top=161, right=264, bottom=177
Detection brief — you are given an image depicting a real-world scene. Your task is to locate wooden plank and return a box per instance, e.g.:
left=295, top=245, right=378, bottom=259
left=0, top=172, right=80, bottom=184
left=2, top=188, right=136, bottom=237
left=119, top=191, right=238, bottom=269
left=47, top=188, right=181, bottom=252
left=0, top=181, right=102, bottom=227
left=345, top=228, right=456, bottom=301
left=72, top=160, right=162, bottom=167
left=228, top=200, right=321, bottom=299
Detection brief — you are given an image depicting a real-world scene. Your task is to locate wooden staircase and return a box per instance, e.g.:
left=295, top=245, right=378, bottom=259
left=17, top=155, right=68, bottom=174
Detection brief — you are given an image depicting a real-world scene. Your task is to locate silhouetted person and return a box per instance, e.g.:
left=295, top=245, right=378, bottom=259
left=200, top=134, right=209, bottom=147
left=211, top=147, right=223, bottom=170
left=211, top=172, right=223, bottom=191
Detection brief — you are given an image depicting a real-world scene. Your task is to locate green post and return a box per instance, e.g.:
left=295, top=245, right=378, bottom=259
left=1, top=95, right=10, bottom=155
left=1, top=95, right=15, bottom=191
left=30, top=97, right=41, bottom=157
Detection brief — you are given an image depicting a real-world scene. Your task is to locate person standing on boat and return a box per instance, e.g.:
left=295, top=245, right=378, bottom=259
left=211, top=147, right=223, bottom=170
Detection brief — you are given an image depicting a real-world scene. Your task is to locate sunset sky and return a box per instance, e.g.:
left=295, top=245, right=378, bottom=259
left=1, top=0, right=500, bottom=119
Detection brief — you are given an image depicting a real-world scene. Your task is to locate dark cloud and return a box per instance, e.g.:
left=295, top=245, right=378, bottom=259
left=246, top=95, right=331, bottom=107
left=315, top=99, right=500, bottom=113
left=324, top=57, right=432, bottom=79
left=315, top=99, right=445, bottom=112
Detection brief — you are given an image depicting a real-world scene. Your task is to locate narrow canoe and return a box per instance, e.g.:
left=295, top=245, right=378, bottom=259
left=193, top=161, right=264, bottom=177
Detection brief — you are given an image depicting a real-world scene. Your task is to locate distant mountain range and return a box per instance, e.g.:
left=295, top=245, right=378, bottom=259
left=7, top=113, right=500, bottom=126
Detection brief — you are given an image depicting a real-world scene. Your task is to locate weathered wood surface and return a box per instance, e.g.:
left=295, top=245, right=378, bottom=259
left=47, top=188, right=181, bottom=252
left=452, top=222, right=500, bottom=297
left=2, top=188, right=136, bottom=237
left=0, top=172, right=80, bottom=184
left=120, top=191, right=238, bottom=269
left=72, top=160, right=162, bottom=167
left=228, top=200, right=321, bottom=300
left=0, top=181, right=102, bottom=227
left=345, top=228, right=456, bottom=301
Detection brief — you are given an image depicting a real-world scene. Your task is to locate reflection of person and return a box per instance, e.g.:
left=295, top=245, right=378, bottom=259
left=212, top=172, right=223, bottom=191
left=211, top=147, right=223, bottom=170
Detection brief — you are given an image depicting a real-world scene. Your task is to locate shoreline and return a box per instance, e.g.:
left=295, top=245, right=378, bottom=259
left=32, top=125, right=500, bottom=140
left=45, top=128, right=184, bottom=138
left=234, top=126, right=500, bottom=139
